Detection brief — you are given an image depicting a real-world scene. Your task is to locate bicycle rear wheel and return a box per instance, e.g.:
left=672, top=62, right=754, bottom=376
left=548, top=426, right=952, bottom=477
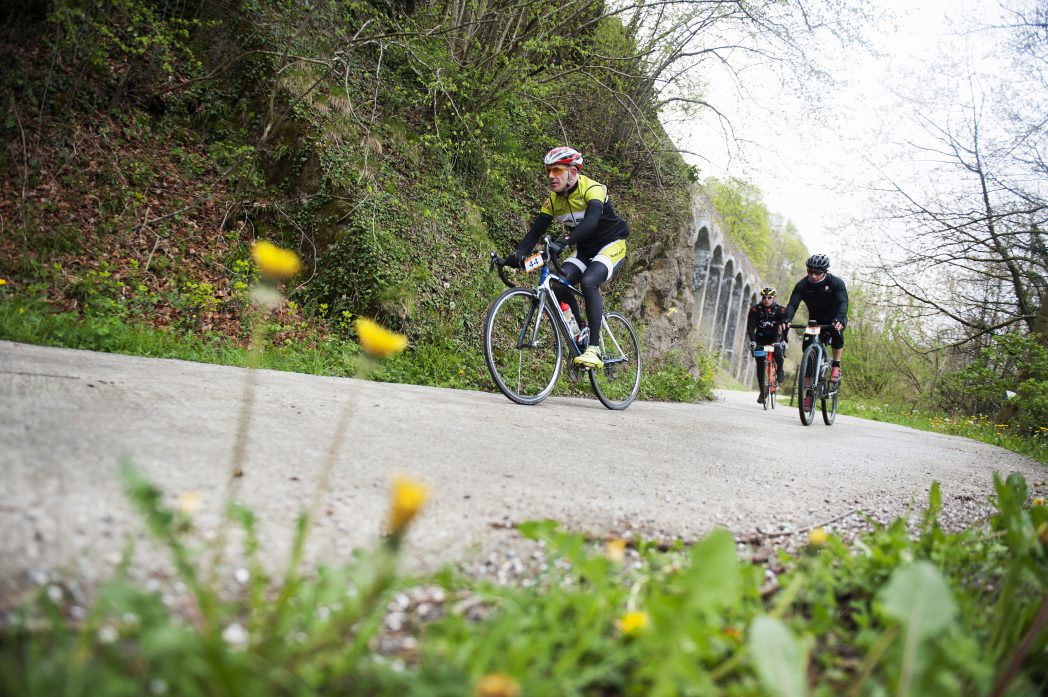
left=822, top=380, right=839, bottom=425
left=797, top=345, right=819, bottom=426
left=589, top=312, right=641, bottom=410
left=484, top=288, right=562, bottom=405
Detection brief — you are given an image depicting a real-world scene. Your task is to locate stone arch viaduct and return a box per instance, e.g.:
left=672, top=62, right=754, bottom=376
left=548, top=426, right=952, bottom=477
left=688, top=191, right=766, bottom=386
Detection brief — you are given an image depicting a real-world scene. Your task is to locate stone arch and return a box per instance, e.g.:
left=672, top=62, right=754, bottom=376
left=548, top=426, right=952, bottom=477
left=712, top=259, right=736, bottom=351
left=723, top=270, right=745, bottom=365
left=692, top=227, right=712, bottom=331
left=700, top=246, right=723, bottom=345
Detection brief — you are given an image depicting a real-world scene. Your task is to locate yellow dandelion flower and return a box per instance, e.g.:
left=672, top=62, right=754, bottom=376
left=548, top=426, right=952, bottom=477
left=0, top=278, right=7, bottom=285
left=389, top=475, right=429, bottom=536
left=251, top=240, right=301, bottom=278
left=475, top=673, right=521, bottom=697
left=619, top=611, right=650, bottom=636
left=176, top=491, right=203, bottom=516
left=606, top=538, right=627, bottom=564
left=808, top=527, right=829, bottom=547
left=356, top=317, right=408, bottom=358
left=18, top=307, right=25, bottom=314
left=1033, top=497, right=1045, bottom=507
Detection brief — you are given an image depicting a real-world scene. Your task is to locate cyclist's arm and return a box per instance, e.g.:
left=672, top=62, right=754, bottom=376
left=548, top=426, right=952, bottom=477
left=561, top=199, right=603, bottom=246
left=745, top=306, right=758, bottom=341
left=833, top=277, right=849, bottom=326
left=784, top=282, right=804, bottom=323
left=514, top=212, right=553, bottom=258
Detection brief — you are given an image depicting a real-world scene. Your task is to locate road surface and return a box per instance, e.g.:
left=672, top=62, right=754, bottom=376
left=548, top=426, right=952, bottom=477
left=1, top=340, right=1043, bottom=602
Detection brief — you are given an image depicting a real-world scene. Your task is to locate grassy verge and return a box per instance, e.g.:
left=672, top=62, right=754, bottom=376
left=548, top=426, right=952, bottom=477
left=0, top=294, right=709, bottom=401
left=840, top=399, right=1048, bottom=466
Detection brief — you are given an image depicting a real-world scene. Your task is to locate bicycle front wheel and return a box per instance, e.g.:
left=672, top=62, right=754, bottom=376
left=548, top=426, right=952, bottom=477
left=797, top=345, right=819, bottom=426
left=484, top=288, right=562, bottom=405
left=589, top=312, right=641, bottom=410
left=822, top=380, right=839, bottom=425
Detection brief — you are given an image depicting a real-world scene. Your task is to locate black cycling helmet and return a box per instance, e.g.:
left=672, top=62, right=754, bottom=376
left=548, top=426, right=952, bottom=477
left=760, top=287, right=776, bottom=297
left=806, top=254, right=830, bottom=271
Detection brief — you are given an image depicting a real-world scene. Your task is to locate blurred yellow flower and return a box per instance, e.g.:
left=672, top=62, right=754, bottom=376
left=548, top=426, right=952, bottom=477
left=356, top=317, right=408, bottom=358
left=606, top=538, right=627, bottom=563
left=619, top=611, right=650, bottom=636
left=722, top=626, right=743, bottom=641
left=808, top=527, right=829, bottom=547
left=475, top=673, right=521, bottom=697
left=0, top=278, right=7, bottom=285
left=389, top=475, right=429, bottom=535
left=251, top=240, right=301, bottom=278
left=177, top=491, right=202, bottom=516
left=1033, top=497, right=1045, bottom=507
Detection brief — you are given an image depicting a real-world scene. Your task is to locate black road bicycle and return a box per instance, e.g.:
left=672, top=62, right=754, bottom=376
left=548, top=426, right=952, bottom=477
left=484, top=239, right=642, bottom=409
left=791, top=320, right=840, bottom=426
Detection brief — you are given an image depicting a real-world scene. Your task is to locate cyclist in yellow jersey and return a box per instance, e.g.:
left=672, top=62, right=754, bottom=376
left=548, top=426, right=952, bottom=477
left=502, top=146, right=629, bottom=369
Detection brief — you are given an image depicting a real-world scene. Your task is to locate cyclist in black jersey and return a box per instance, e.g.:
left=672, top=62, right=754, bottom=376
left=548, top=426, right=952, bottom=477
left=747, top=287, right=787, bottom=403
left=502, top=146, right=629, bottom=369
left=780, top=254, right=849, bottom=383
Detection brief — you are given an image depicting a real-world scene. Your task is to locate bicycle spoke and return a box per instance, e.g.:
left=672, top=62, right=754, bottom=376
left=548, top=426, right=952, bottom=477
left=484, top=289, right=561, bottom=405
left=589, top=312, right=641, bottom=410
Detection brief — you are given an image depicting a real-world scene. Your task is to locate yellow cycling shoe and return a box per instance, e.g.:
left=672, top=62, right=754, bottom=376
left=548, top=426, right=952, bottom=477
left=573, top=345, right=603, bottom=369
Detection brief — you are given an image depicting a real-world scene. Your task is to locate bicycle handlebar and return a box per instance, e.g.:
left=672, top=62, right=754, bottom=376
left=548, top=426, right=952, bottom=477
left=489, top=236, right=568, bottom=289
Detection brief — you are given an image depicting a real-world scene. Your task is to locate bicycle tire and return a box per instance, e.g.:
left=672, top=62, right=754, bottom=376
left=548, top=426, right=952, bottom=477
left=797, top=344, right=819, bottom=426
left=822, top=380, right=839, bottom=425
left=765, top=359, right=774, bottom=410
left=483, top=288, right=562, bottom=405
left=589, top=312, right=641, bottom=410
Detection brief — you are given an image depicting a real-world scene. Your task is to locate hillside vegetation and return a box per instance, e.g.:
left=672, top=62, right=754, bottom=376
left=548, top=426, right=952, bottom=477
left=0, top=0, right=718, bottom=400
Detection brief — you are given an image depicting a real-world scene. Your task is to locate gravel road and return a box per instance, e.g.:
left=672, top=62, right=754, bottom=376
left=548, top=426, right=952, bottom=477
left=1, top=340, right=1044, bottom=604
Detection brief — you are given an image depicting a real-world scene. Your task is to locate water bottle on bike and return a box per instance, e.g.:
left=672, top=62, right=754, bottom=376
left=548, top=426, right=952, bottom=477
left=559, top=302, right=584, bottom=345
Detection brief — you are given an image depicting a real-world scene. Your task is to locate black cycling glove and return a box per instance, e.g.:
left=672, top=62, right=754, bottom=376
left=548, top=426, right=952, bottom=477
left=546, top=239, right=567, bottom=256
left=503, top=251, right=522, bottom=268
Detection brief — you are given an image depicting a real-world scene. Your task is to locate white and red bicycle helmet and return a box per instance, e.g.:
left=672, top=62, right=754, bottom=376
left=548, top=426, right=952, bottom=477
left=544, top=146, right=583, bottom=171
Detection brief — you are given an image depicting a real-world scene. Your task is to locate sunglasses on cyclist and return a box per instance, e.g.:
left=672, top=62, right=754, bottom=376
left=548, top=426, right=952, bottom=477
left=806, top=268, right=826, bottom=276
left=546, top=165, right=570, bottom=176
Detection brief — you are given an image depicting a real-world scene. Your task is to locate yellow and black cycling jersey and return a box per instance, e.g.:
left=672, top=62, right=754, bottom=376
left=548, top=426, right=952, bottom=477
left=515, top=174, right=629, bottom=259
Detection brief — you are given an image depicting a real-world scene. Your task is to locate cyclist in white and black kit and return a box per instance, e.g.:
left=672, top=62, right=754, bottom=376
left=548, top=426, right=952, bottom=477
left=780, top=254, right=849, bottom=383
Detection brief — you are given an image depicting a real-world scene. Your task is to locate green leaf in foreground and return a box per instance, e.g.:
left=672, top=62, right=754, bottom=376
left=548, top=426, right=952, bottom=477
left=749, top=615, right=808, bottom=697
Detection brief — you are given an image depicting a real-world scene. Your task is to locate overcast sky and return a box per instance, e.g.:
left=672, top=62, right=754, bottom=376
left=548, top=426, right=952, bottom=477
left=668, top=0, right=1012, bottom=273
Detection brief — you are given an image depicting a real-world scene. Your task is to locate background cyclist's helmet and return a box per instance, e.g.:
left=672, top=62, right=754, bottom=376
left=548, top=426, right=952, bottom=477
left=760, top=287, right=777, bottom=297
left=806, top=254, right=830, bottom=271
left=544, top=146, right=583, bottom=171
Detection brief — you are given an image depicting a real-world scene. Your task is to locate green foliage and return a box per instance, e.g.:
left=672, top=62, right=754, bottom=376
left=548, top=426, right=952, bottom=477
left=941, top=332, right=1048, bottom=433
left=703, top=177, right=809, bottom=291
left=641, top=349, right=715, bottom=402
left=4, top=472, right=1047, bottom=695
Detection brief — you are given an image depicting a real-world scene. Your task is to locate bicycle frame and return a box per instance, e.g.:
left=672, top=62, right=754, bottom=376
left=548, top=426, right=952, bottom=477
left=510, top=246, right=630, bottom=370
left=792, top=321, right=840, bottom=425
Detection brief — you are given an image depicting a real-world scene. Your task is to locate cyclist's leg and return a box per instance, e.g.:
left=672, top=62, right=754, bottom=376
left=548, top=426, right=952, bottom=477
left=755, top=355, right=767, bottom=403
left=828, top=327, right=845, bottom=381
left=755, top=355, right=767, bottom=389
left=552, top=261, right=583, bottom=325
left=580, top=239, right=626, bottom=350
left=774, top=346, right=785, bottom=382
